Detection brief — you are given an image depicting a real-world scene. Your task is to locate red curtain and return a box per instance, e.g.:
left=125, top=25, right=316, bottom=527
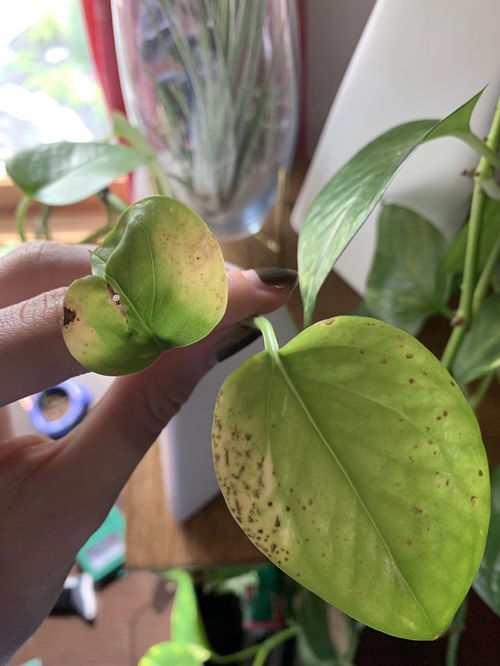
left=80, top=0, right=126, bottom=116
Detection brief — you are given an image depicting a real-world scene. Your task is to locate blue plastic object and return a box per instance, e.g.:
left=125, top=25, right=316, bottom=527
left=27, top=379, right=92, bottom=439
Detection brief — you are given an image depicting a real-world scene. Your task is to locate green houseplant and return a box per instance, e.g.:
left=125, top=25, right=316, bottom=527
left=5, top=89, right=500, bottom=663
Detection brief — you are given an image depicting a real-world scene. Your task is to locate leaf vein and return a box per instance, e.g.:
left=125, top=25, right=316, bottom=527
left=274, top=355, right=436, bottom=633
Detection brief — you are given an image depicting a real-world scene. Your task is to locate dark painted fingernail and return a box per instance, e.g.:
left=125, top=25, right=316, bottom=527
left=215, top=324, right=262, bottom=362
left=245, top=267, right=298, bottom=292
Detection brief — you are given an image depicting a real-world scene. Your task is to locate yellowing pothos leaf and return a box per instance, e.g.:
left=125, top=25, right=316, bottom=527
left=212, top=316, right=489, bottom=640
left=63, top=196, right=227, bottom=375
left=298, top=91, right=484, bottom=326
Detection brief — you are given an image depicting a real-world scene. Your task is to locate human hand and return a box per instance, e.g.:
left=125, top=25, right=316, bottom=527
left=0, top=240, right=296, bottom=662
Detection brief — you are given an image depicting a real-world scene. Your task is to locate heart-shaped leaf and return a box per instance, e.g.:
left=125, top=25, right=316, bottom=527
left=298, top=91, right=484, bottom=326
left=63, top=196, right=227, bottom=375
left=212, top=316, right=489, bottom=639
left=474, top=466, right=500, bottom=618
left=452, top=294, right=500, bottom=385
left=365, top=205, right=449, bottom=331
left=6, top=141, right=151, bottom=206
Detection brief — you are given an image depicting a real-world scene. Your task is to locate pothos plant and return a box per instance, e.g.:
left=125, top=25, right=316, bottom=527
left=5, top=90, right=500, bottom=663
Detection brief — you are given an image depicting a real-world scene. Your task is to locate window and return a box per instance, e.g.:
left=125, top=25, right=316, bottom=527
left=0, top=0, right=109, bottom=177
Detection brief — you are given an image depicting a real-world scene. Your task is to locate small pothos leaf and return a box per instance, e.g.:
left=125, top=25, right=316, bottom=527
left=6, top=141, right=151, bottom=206
left=298, top=91, right=484, bottom=326
left=474, top=466, right=500, bottom=618
left=63, top=196, right=227, bottom=375
left=452, top=294, right=500, bottom=385
left=139, top=641, right=209, bottom=666
left=442, top=197, right=500, bottom=274
left=365, top=205, right=449, bottom=331
left=166, top=569, right=210, bottom=651
left=212, top=316, right=489, bottom=640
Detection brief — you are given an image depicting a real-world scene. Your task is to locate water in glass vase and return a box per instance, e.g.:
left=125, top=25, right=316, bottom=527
left=112, top=0, right=299, bottom=240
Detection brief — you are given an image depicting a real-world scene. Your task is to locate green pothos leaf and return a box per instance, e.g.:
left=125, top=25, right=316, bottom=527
left=474, top=467, right=500, bottom=618
left=293, top=588, right=342, bottom=666
left=6, top=141, right=150, bottom=206
left=298, top=91, right=484, bottom=326
left=63, top=196, right=227, bottom=375
left=139, top=641, right=208, bottom=666
left=365, top=205, right=449, bottom=331
left=166, top=569, right=210, bottom=651
left=212, top=316, right=489, bottom=640
left=442, top=197, right=500, bottom=274
left=452, top=294, right=500, bottom=385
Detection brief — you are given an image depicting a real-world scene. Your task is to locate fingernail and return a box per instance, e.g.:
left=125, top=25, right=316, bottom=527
left=215, top=324, right=262, bottom=362
left=242, top=267, right=298, bottom=292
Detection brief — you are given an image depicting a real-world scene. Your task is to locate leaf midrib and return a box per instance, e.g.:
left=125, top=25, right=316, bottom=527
left=272, top=352, right=436, bottom=634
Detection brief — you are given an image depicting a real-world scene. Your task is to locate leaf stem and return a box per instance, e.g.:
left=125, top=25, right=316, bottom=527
left=249, top=316, right=280, bottom=361
left=15, top=196, right=33, bottom=242
left=97, top=188, right=128, bottom=215
left=35, top=204, right=52, bottom=240
left=80, top=224, right=114, bottom=245
left=251, top=627, right=297, bottom=666
left=471, top=234, right=500, bottom=317
left=209, top=626, right=297, bottom=665
left=209, top=644, right=260, bottom=664
left=441, top=97, right=500, bottom=370
left=458, top=131, right=500, bottom=170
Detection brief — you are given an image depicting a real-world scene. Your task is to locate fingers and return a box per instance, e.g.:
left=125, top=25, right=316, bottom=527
left=0, top=241, right=92, bottom=308
left=219, top=268, right=298, bottom=327
left=0, top=288, right=84, bottom=406
left=59, top=268, right=297, bottom=500
left=0, top=266, right=297, bottom=408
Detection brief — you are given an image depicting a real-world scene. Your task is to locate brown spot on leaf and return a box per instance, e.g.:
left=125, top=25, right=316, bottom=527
left=408, top=378, right=415, bottom=384
left=63, top=307, right=76, bottom=326
left=412, top=506, right=423, bottom=515
left=471, top=496, right=477, bottom=505
left=406, top=353, right=414, bottom=359
left=479, top=470, right=484, bottom=476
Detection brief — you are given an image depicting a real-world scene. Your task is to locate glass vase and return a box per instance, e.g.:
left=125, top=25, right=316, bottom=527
left=112, top=0, right=299, bottom=240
